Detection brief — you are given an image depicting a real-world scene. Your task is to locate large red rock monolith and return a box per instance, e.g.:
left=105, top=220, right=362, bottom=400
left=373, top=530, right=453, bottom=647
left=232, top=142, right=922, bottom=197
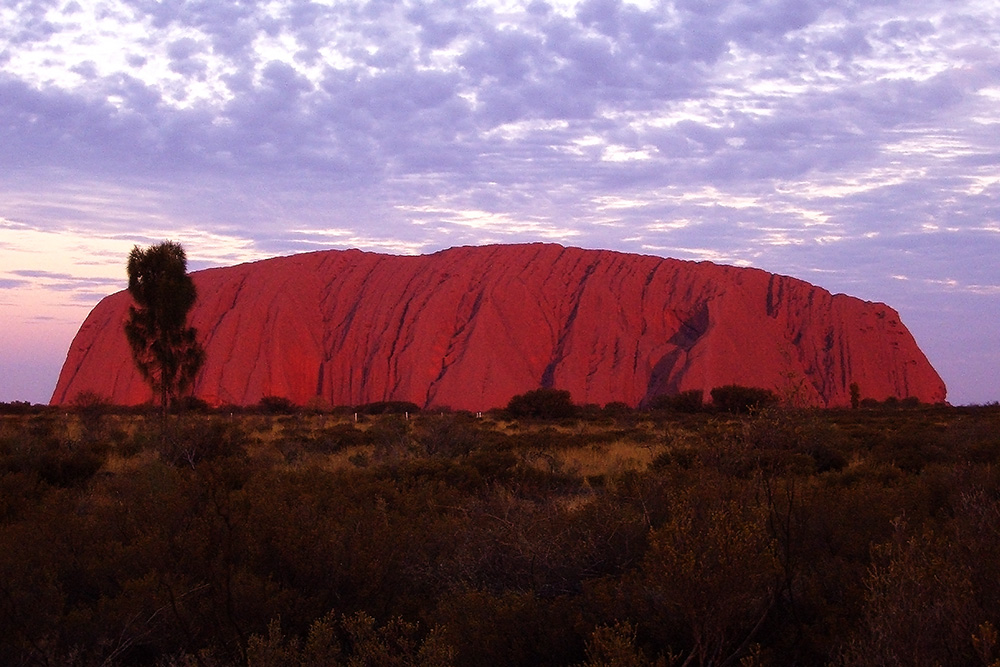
left=51, top=244, right=947, bottom=409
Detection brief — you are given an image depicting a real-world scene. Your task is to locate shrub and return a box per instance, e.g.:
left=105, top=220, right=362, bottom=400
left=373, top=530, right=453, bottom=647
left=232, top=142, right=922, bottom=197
left=838, top=522, right=979, bottom=666
left=506, top=388, right=577, bottom=420
left=246, top=610, right=454, bottom=667
left=71, top=391, right=111, bottom=413
left=172, top=395, right=211, bottom=413
left=601, top=402, right=634, bottom=418
left=37, top=441, right=107, bottom=487
left=0, top=401, right=37, bottom=415
left=358, top=401, right=422, bottom=416
left=648, top=390, right=704, bottom=413
left=582, top=622, right=663, bottom=667
left=370, top=415, right=413, bottom=461
left=640, top=489, right=780, bottom=665
left=256, top=396, right=298, bottom=414
left=302, top=423, right=374, bottom=454
left=160, top=417, right=247, bottom=466
left=710, top=385, right=778, bottom=414
left=414, top=415, right=484, bottom=458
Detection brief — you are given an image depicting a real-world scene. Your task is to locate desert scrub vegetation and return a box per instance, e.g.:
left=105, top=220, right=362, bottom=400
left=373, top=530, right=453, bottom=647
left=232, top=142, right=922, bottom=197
left=1, top=399, right=999, bottom=666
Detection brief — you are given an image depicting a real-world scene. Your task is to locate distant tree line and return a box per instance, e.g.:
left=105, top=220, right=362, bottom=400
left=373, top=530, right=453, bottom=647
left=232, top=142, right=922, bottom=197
left=51, top=380, right=936, bottom=421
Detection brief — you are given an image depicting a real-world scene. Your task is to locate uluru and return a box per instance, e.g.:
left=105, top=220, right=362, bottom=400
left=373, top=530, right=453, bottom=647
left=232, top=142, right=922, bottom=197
left=51, top=243, right=946, bottom=410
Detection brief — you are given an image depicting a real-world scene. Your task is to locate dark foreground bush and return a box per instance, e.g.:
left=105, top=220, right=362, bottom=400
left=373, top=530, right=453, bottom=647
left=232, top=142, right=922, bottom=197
left=358, top=401, right=422, bottom=415
left=0, top=401, right=38, bottom=415
left=506, top=388, right=577, bottom=420
left=710, top=384, right=778, bottom=413
left=256, top=395, right=299, bottom=414
left=648, top=389, right=705, bottom=413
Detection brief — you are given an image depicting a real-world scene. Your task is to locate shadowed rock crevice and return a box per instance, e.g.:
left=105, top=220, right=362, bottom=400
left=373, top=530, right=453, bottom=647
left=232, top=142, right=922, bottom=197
left=644, top=302, right=711, bottom=402
left=541, top=258, right=599, bottom=389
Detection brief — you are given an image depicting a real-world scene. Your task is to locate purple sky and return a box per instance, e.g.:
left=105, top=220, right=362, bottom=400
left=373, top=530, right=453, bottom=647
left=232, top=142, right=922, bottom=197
left=1, top=0, right=998, bottom=405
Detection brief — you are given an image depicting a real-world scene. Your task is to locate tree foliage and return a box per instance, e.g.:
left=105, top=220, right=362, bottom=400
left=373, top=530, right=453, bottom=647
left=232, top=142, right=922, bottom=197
left=124, top=241, right=204, bottom=413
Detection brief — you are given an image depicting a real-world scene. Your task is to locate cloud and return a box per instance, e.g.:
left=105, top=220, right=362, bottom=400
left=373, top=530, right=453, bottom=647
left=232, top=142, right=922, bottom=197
left=8, top=269, right=122, bottom=292
left=1, top=0, right=999, bottom=404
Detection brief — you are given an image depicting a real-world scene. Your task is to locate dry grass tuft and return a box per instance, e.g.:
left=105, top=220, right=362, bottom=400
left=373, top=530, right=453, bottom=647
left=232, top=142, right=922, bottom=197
left=555, top=440, right=665, bottom=477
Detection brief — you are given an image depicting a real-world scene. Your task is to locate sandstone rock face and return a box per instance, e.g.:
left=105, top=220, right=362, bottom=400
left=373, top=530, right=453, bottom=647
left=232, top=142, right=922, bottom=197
left=51, top=244, right=947, bottom=409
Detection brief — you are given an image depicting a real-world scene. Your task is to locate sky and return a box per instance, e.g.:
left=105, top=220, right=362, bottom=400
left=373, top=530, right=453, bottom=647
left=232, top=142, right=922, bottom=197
left=1, top=0, right=998, bottom=406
